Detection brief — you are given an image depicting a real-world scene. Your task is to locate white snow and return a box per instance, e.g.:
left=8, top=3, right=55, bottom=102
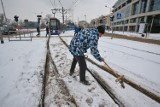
left=0, top=30, right=160, bottom=107
left=0, top=36, right=47, bottom=107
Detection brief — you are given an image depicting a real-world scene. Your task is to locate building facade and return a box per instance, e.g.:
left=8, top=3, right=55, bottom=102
left=112, top=0, right=160, bottom=33
left=90, top=14, right=112, bottom=29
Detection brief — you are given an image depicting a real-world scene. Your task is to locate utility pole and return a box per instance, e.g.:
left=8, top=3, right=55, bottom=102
left=51, top=9, right=60, bottom=18
left=84, top=14, right=86, bottom=28
left=1, top=0, right=7, bottom=22
left=62, top=7, right=64, bottom=24
left=61, top=7, right=69, bottom=24
left=149, top=15, right=155, bottom=37
left=51, top=7, right=69, bottom=24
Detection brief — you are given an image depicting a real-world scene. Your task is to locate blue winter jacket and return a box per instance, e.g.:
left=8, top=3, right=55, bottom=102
left=69, top=28, right=103, bottom=62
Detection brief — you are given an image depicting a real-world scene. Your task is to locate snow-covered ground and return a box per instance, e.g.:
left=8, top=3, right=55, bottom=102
left=0, top=36, right=47, bottom=106
left=0, top=30, right=160, bottom=107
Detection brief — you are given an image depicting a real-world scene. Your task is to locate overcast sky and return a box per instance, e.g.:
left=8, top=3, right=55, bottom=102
left=0, top=0, right=117, bottom=23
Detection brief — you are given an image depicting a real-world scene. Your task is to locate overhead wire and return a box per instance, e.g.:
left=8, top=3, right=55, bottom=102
left=69, top=0, right=79, bottom=10
left=68, top=0, right=80, bottom=16
left=59, top=0, right=63, bottom=7
left=50, top=0, right=54, bottom=8
left=54, top=0, right=56, bottom=6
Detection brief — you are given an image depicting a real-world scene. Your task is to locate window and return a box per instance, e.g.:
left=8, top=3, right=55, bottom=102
left=140, top=0, right=147, bottom=13
left=129, top=26, right=136, bottom=32
left=127, top=0, right=131, bottom=4
left=149, top=0, right=160, bottom=11
left=130, top=18, right=137, bottom=23
left=132, top=2, right=139, bottom=15
left=138, top=17, right=145, bottom=23
left=124, top=6, right=130, bottom=18
left=50, top=20, right=56, bottom=26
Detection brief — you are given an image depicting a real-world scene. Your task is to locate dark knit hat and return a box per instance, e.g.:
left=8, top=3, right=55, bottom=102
left=97, top=25, right=105, bottom=34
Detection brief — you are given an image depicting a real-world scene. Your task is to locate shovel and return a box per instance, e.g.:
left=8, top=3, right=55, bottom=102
left=103, top=60, right=125, bottom=88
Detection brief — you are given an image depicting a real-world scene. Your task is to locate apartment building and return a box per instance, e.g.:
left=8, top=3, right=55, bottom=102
left=112, top=0, right=160, bottom=33
left=90, top=14, right=112, bottom=29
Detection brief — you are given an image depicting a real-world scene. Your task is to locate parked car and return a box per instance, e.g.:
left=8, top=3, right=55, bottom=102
left=2, top=25, right=17, bottom=35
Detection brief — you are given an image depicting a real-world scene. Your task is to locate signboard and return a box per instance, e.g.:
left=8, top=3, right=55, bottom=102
left=138, top=23, right=145, bottom=33
left=117, top=13, right=121, bottom=19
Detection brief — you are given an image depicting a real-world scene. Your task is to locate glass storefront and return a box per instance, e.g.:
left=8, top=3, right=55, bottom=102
left=147, top=15, right=160, bottom=33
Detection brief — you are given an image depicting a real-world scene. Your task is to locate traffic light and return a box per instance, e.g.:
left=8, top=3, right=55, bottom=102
left=37, top=15, right=42, bottom=24
left=37, top=15, right=41, bottom=17
left=14, top=15, right=19, bottom=22
left=110, top=15, right=114, bottom=21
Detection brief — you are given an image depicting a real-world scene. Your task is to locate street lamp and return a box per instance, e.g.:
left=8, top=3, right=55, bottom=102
left=1, top=0, right=7, bottom=22
left=105, top=5, right=112, bottom=30
left=51, top=9, right=60, bottom=18
left=105, top=5, right=112, bottom=13
left=105, top=5, right=113, bottom=39
left=84, top=14, right=86, bottom=28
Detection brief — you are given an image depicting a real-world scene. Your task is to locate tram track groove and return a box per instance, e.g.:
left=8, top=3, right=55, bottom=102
left=99, top=44, right=160, bottom=64
left=100, top=40, right=160, bottom=56
left=39, top=35, right=78, bottom=107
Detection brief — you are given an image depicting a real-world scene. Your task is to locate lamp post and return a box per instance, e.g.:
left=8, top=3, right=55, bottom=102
left=84, top=14, right=86, bottom=28
left=51, top=9, right=59, bottom=18
left=149, top=15, right=155, bottom=38
left=1, top=0, right=7, bottom=22
left=14, top=15, right=19, bottom=30
left=105, top=5, right=113, bottom=39
left=105, top=5, right=112, bottom=13
left=105, top=5, right=112, bottom=30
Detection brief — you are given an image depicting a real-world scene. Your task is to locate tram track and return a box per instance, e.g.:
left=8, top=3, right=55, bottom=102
left=39, top=35, right=78, bottom=107
left=47, top=36, right=123, bottom=106
left=39, top=34, right=160, bottom=107
left=58, top=35, right=160, bottom=104
left=99, top=44, right=160, bottom=64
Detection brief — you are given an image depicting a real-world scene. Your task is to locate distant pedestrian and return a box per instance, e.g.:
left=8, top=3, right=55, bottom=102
left=36, top=26, right=40, bottom=37
left=0, top=36, right=4, bottom=44
left=0, top=28, right=4, bottom=44
left=69, top=25, right=105, bottom=85
left=74, top=25, right=81, bottom=36
left=46, top=22, right=49, bottom=37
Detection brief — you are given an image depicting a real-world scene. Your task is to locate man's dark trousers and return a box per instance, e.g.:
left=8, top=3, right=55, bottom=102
left=70, top=56, right=87, bottom=81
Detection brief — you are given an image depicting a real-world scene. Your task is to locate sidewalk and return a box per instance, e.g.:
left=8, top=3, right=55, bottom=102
left=105, top=31, right=160, bottom=45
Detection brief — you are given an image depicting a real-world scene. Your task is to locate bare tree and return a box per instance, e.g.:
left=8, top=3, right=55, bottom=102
left=44, top=14, right=52, bottom=22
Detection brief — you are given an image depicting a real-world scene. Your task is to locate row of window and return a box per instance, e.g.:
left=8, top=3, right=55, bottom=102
left=132, top=0, right=160, bottom=15
left=113, top=15, right=160, bottom=26
left=114, top=0, right=160, bottom=20
left=150, top=0, right=160, bottom=11
left=113, top=23, right=160, bottom=33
